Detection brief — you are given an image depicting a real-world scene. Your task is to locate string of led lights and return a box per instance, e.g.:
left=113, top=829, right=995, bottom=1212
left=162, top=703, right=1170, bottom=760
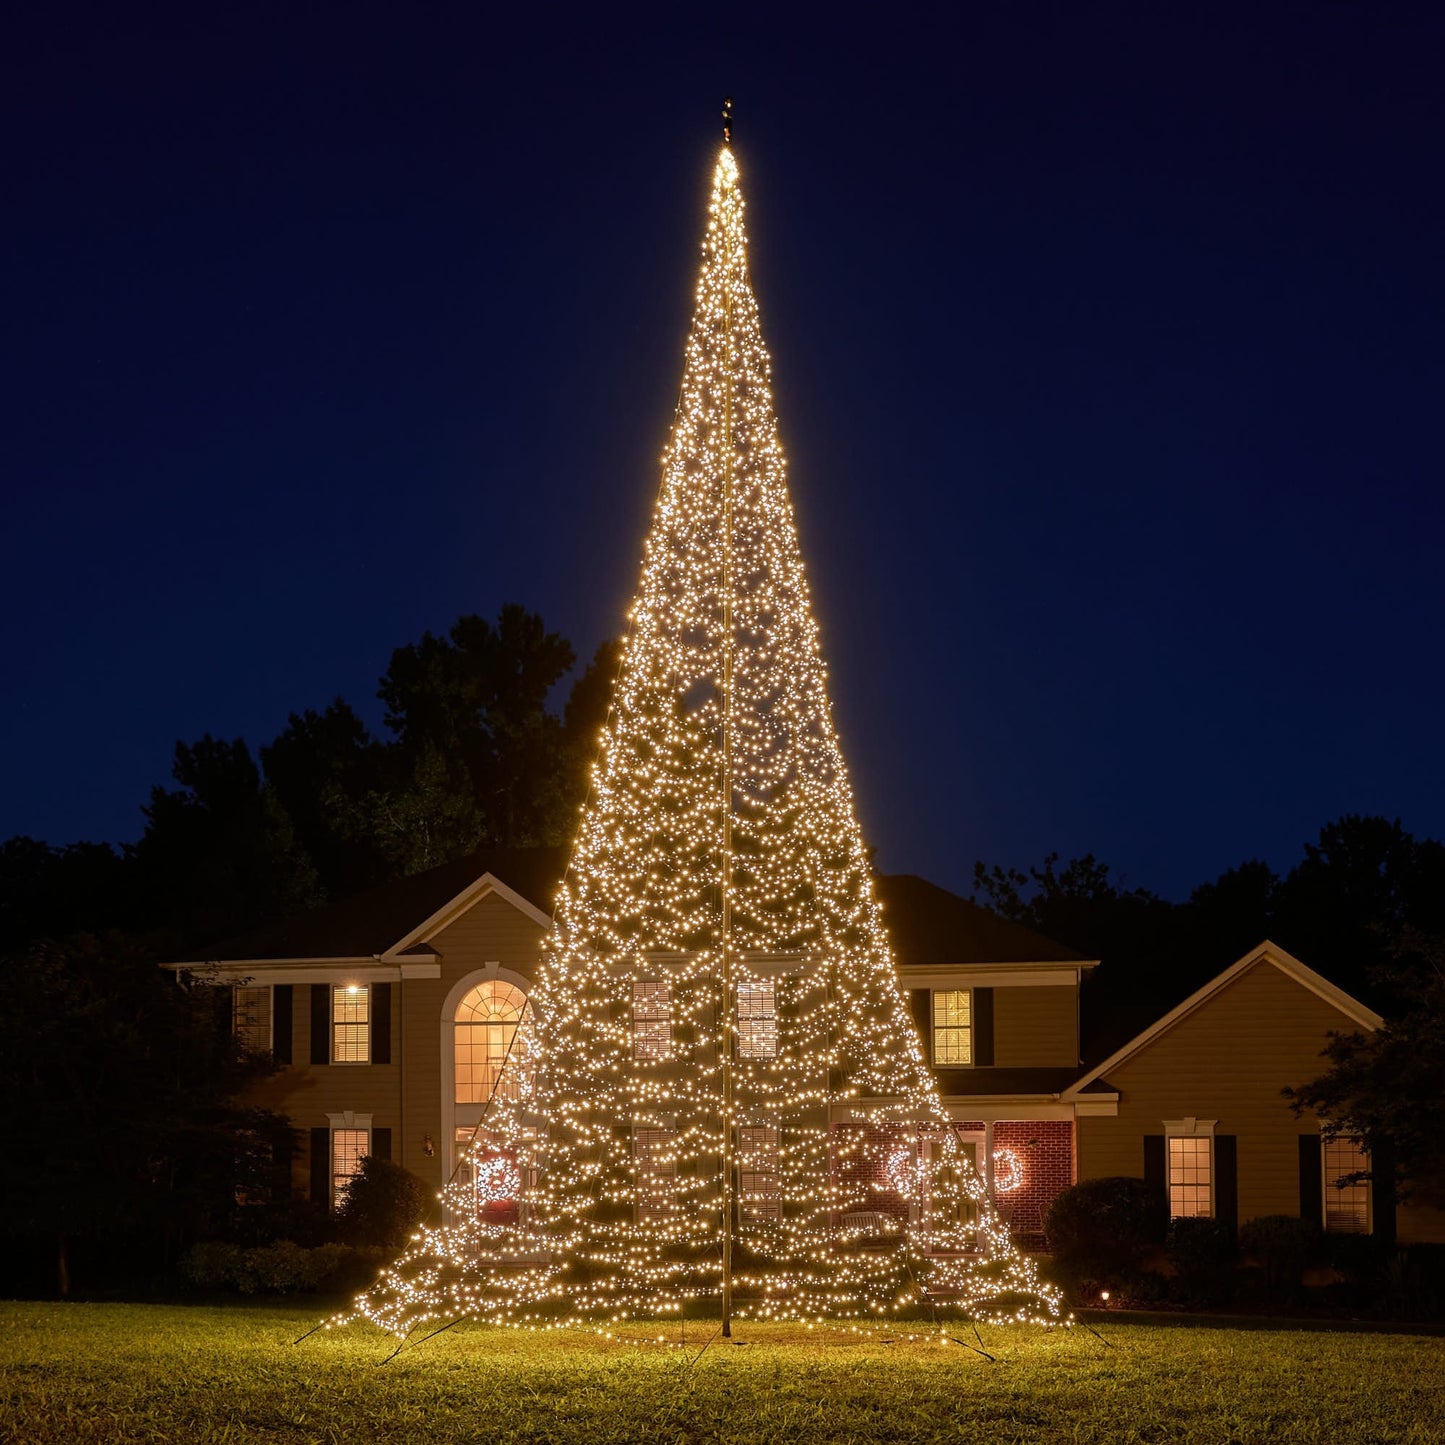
left=324, top=132, right=1070, bottom=1346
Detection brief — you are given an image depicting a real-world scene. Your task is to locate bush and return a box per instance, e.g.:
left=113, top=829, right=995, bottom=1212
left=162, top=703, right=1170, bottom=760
left=1167, top=1217, right=1236, bottom=1306
left=1045, top=1176, right=1168, bottom=1287
left=335, top=1156, right=430, bottom=1250
left=237, top=1240, right=324, bottom=1294
left=1238, top=1215, right=1318, bottom=1299
left=179, top=1241, right=243, bottom=1290
left=178, top=1239, right=383, bottom=1295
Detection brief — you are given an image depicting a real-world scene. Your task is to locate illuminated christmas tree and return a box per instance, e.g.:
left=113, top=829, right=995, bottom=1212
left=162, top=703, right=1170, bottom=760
left=335, top=118, right=1068, bottom=1345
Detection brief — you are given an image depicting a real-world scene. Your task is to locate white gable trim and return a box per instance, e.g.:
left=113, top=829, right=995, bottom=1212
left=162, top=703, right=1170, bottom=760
left=1062, top=940, right=1383, bottom=1099
left=383, top=871, right=552, bottom=957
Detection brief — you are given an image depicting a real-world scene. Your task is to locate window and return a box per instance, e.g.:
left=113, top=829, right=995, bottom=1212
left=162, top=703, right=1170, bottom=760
left=632, top=981, right=672, bottom=1061
left=634, top=1127, right=676, bottom=1223
left=737, top=979, right=778, bottom=1059
left=739, top=1125, right=781, bottom=1223
left=1164, top=1118, right=1216, bottom=1218
left=1322, top=1136, right=1370, bottom=1234
left=332, top=985, right=369, bottom=1063
left=455, top=981, right=533, bottom=1104
left=233, top=986, right=271, bottom=1054
left=331, top=1127, right=369, bottom=1207
left=932, top=989, right=972, bottom=1065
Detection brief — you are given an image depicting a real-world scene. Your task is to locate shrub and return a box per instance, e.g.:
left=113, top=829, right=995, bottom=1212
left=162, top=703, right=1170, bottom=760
left=1238, top=1215, right=1318, bottom=1298
left=336, top=1156, right=430, bottom=1250
left=179, top=1241, right=244, bottom=1290
left=1167, top=1216, right=1236, bottom=1306
left=1044, top=1176, right=1168, bottom=1286
left=238, top=1240, right=326, bottom=1294
left=179, top=1239, right=383, bottom=1295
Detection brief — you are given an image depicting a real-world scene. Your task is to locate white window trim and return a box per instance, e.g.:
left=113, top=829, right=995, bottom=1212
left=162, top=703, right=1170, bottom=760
left=325, top=1111, right=374, bottom=1211
left=736, top=978, right=779, bottom=1060
left=233, top=983, right=274, bottom=1055
left=1321, top=1134, right=1372, bottom=1235
left=631, top=979, right=673, bottom=1062
left=931, top=988, right=974, bottom=1067
left=331, top=982, right=372, bottom=1065
left=1163, top=1117, right=1217, bottom=1220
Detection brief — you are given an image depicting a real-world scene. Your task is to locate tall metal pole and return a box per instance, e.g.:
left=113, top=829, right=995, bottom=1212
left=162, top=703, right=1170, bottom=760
left=719, top=114, right=737, bottom=1340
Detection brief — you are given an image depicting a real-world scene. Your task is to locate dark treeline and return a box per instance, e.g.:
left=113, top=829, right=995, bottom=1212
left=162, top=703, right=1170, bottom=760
left=0, top=604, right=620, bottom=957
left=972, top=817, right=1445, bottom=1062
left=2, top=602, right=1442, bottom=1292
left=0, top=604, right=617, bottom=1296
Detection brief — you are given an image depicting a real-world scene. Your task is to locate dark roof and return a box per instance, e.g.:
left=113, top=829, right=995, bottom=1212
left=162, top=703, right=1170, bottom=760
left=179, top=846, right=568, bottom=962
left=177, top=852, right=1081, bottom=969
left=932, top=1067, right=1089, bottom=1097
left=875, top=874, right=1086, bottom=965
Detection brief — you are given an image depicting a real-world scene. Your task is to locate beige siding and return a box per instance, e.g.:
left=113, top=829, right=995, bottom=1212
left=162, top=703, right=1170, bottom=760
left=400, top=891, right=548, bottom=1191
left=1397, top=1200, right=1445, bottom=1245
left=993, top=985, right=1078, bottom=1067
left=246, top=888, right=549, bottom=1199
left=248, top=979, right=404, bottom=1199
left=1077, top=960, right=1350, bottom=1225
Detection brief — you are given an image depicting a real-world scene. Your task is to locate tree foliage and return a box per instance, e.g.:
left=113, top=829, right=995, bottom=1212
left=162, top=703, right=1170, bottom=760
left=0, top=932, right=290, bottom=1293
left=1284, top=929, right=1445, bottom=1205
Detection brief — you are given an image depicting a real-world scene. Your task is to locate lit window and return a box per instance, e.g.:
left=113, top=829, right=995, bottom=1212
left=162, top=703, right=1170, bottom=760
left=332, top=985, right=370, bottom=1063
left=1322, top=1136, right=1370, bottom=1234
left=454, top=981, right=533, bottom=1104
left=737, top=979, right=778, bottom=1059
left=932, top=989, right=972, bottom=1065
left=232, top=986, right=271, bottom=1054
left=739, top=1124, right=781, bottom=1223
left=1168, top=1136, right=1213, bottom=1218
left=632, top=981, right=672, bottom=1061
left=634, top=1127, right=675, bottom=1223
left=331, top=1127, right=369, bottom=1207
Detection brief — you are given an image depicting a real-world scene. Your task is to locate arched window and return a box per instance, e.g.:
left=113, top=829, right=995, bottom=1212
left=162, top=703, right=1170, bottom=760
left=454, top=981, right=534, bottom=1104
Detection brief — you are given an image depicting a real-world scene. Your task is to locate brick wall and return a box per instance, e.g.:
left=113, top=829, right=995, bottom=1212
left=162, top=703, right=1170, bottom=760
left=991, top=1119, right=1073, bottom=1246
left=829, top=1122, right=988, bottom=1222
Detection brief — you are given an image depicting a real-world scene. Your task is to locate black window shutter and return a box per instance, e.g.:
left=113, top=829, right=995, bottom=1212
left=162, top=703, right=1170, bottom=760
left=1143, top=1134, right=1166, bottom=1198
left=1298, top=1134, right=1323, bottom=1225
left=973, top=988, right=994, bottom=1067
left=1214, top=1135, right=1238, bottom=1233
left=271, top=1128, right=295, bottom=1202
left=371, top=1127, right=392, bottom=1161
left=371, top=983, right=392, bottom=1065
left=909, top=990, right=932, bottom=1065
left=310, top=984, right=331, bottom=1065
left=309, top=1127, right=331, bottom=1206
left=1370, top=1136, right=1397, bottom=1246
left=216, top=986, right=235, bottom=1037
left=272, top=985, right=293, bottom=1064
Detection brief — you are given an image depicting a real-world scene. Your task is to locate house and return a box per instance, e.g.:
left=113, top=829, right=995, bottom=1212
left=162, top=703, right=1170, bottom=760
left=168, top=848, right=1440, bottom=1246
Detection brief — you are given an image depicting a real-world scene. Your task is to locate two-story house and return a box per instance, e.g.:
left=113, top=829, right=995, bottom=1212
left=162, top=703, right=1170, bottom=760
left=170, top=846, right=1440, bottom=1247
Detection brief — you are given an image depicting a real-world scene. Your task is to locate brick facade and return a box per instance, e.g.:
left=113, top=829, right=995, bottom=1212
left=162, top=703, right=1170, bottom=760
left=991, top=1119, right=1073, bottom=1246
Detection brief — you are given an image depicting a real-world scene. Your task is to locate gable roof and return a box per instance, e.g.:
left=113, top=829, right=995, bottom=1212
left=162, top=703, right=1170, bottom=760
left=1063, top=939, right=1382, bottom=1099
left=173, top=850, right=1081, bottom=969
left=875, top=874, right=1087, bottom=966
left=175, top=846, right=568, bottom=962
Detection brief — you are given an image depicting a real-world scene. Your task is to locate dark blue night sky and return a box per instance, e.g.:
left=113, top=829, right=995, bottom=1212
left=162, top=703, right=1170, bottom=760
left=4, top=2, right=1443, bottom=900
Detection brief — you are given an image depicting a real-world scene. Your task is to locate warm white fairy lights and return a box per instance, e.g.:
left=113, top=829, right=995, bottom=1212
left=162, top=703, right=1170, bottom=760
left=329, top=143, right=1070, bottom=1345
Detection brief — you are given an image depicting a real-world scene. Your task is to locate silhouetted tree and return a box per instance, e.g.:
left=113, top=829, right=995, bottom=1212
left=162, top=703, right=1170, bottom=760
left=1285, top=928, right=1445, bottom=1208
left=0, top=931, right=290, bottom=1294
left=261, top=699, right=385, bottom=898
left=1271, top=816, right=1445, bottom=1005
left=375, top=604, right=578, bottom=855
left=132, top=736, right=323, bottom=949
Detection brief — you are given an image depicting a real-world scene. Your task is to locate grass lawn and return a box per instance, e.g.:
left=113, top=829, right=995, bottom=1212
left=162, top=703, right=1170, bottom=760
left=0, top=1302, right=1441, bottom=1444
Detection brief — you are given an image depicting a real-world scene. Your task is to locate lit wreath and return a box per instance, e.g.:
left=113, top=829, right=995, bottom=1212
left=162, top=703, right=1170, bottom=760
left=474, top=1154, right=522, bottom=1205
left=991, top=1147, right=1024, bottom=1194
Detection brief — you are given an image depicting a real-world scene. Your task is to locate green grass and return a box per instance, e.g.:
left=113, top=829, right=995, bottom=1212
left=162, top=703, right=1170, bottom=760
left=0, top=1302, right=1441, bottom=1443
